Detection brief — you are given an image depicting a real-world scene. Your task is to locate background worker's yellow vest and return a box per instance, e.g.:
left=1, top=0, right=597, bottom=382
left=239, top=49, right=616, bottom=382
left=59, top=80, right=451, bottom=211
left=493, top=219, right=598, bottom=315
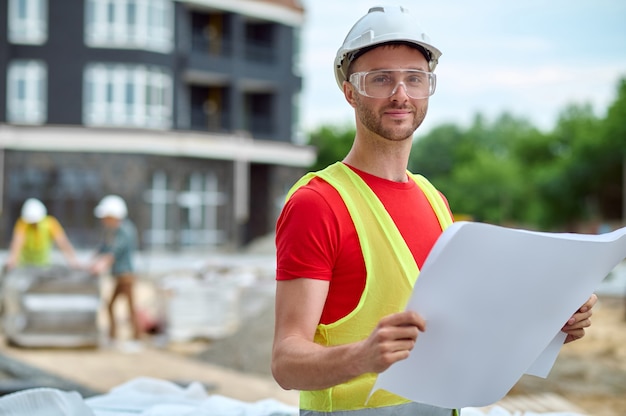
left=287, top=163, right=453, bottom=412
left=20, top=216, right=55, bottom=266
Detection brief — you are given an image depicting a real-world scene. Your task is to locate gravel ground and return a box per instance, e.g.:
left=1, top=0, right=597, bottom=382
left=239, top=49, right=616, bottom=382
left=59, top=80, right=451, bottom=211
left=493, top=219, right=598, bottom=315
left=510, top=296, right=626, bottom=415
left=193, top=279, right=276, bottom=377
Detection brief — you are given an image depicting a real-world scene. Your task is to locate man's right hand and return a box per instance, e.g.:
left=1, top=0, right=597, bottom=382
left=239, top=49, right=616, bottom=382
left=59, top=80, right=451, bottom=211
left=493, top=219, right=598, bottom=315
left=272, top=279, right=426, bottom=391
left=357, top=310, right=426, bottom=374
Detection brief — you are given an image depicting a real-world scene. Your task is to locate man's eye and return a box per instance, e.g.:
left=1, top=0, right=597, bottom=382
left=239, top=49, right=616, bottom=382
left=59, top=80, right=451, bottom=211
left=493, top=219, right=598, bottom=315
left=407, top=75, right=424, bottom=84
left=370, top=75, right=392, bottom=84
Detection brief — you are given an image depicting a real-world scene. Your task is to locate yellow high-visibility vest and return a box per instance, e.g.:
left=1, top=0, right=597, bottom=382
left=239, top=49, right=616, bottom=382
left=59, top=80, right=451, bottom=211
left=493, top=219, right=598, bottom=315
left=16, top=216, right=62, bottom=266
left=286, top=163, right=454, bottom=412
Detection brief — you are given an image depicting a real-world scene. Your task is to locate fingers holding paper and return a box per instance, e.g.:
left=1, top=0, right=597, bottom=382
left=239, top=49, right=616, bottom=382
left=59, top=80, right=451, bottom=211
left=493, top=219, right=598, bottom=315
left=359, top=310, right=426, bottom=374
left=562, top=293, right=598, bottom=344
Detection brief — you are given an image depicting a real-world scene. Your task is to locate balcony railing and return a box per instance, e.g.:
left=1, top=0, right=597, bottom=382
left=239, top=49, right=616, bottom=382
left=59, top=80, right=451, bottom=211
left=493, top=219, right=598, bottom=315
left=190, top=107, right=231, bottom=133
left=244, top=40, right=275, bottom=64
left=246, top=113, right=274, bottom=137
left=190, top=31, right=276, bottom=64
left=191, top=32, right=233, bottom=57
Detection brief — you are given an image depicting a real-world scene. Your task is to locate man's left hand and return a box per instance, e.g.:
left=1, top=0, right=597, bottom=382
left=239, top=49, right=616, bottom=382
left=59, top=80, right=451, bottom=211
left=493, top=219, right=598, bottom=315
left=562, top=294, right=598, bottom=344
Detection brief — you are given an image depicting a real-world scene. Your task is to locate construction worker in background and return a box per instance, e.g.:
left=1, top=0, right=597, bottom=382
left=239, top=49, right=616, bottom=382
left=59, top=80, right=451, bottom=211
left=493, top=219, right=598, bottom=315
left=89, top=195, right=141, bottom=347
left=5, top=198, right=80, bottom=270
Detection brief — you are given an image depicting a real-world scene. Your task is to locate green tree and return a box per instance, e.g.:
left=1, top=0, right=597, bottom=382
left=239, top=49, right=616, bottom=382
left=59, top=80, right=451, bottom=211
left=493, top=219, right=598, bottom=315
left=598, top=77, right=626, bottom=221
left=411, top=113, right=540, bottom=225
left=536, top=103, right=603, bottom=229
left=307, top=124, right=355, bottom=171
left=409, top=123, right=464, bottom=178
left=604, top=78, right=626, bottom=152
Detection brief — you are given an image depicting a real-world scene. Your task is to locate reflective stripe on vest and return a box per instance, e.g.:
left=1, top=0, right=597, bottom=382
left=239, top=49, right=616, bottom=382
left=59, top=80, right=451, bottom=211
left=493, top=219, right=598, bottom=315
left=286, top=163, right=455, bottom=414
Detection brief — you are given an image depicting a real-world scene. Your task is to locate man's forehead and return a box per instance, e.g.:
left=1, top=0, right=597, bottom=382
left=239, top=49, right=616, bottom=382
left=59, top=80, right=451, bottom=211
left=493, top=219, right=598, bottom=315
left=352, top=44, right=429, bottom=71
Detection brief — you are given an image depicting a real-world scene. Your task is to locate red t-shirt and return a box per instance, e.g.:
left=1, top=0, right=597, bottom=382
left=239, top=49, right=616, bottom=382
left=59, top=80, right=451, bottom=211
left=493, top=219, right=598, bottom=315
left=276, top=164, right=448, bottom=324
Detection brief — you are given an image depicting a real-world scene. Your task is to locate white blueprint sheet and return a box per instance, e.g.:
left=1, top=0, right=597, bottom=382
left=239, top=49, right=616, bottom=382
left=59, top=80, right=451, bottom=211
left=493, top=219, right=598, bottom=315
left=371, top=221, right=626, bottom=409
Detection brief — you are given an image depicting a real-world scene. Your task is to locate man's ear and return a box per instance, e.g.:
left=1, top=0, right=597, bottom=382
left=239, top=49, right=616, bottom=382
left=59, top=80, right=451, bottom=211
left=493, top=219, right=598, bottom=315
left=343, top=81, right=357, bottom=109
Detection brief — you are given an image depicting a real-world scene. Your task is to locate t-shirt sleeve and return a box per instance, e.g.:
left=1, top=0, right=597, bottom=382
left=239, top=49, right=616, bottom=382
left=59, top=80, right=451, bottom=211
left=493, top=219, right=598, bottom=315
left=13, top=219, right=27, bottom=235
left=276, top=183, right=340, bottom=282
left=47, top=216, right=65, bottom=238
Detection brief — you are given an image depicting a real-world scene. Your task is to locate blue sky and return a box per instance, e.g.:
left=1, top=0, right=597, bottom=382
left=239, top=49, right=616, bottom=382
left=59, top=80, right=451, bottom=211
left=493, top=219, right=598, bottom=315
left=298, top=1, right=626, bottom=136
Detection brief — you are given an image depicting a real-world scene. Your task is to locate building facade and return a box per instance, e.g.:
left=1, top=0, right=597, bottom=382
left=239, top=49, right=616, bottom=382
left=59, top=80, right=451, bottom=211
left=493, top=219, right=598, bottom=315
left=0, top=0, right=314, bottom=251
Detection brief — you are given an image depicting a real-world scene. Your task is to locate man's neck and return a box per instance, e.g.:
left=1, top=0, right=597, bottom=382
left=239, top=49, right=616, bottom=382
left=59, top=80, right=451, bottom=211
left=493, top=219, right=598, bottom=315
left=343, top=133, right=412, bottom=182
left=343, top=150, right=409, bottom=183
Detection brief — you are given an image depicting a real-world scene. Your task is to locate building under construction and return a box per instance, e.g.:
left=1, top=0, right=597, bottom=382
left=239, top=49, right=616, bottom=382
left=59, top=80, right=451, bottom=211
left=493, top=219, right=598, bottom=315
left=0, top=0, right=314, bottom=251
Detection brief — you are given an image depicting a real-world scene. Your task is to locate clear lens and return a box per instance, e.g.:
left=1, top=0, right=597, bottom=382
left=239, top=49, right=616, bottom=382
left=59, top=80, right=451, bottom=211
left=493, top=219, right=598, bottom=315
left=350, top=69, right=436, bottom=99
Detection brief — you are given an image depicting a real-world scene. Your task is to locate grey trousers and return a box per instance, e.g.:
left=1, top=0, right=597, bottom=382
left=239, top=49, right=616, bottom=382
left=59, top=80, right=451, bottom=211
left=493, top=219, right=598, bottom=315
left=301, top=402, right=457, bottom=416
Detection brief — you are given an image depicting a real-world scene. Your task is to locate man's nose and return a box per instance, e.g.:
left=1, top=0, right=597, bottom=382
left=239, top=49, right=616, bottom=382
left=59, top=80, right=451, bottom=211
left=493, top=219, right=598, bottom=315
left=390, top=82, right=410, bottom=100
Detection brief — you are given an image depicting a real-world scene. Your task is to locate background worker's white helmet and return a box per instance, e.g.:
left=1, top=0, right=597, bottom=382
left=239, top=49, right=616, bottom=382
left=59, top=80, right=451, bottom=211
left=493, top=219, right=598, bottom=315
left=94, top=195, right=128, bottom=220
left=334, top=5, right=442, bottom=90
left=21, top=198, right=47, bottom=224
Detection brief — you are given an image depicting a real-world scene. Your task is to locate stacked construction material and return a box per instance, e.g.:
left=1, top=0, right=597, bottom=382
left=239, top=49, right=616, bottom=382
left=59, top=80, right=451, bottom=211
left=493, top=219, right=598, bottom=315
left=1, top=265, right=100, bottom=348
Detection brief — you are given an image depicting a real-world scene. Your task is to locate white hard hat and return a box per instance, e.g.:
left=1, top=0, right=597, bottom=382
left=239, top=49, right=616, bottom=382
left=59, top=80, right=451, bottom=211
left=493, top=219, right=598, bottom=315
left=94, top=195, right=128, bottom=219
left=21, top=198, right=47, bottom=223
left=334, top=5, right=442, bottom=90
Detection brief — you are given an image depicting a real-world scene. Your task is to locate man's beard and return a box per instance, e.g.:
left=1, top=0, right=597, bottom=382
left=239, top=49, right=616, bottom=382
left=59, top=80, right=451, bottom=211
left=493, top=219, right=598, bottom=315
left=356, top=98, right=427, bottom=141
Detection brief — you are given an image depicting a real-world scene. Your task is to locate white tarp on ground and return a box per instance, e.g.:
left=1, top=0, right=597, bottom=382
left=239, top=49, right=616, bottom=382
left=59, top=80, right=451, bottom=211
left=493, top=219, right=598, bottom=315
left=85, top=377, right=298, bottom=415
left=0, top=377, right=299, bottom=415
left=0, top=377, right=587, bottom=416
left=0, top=388, right=94, bottom=416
